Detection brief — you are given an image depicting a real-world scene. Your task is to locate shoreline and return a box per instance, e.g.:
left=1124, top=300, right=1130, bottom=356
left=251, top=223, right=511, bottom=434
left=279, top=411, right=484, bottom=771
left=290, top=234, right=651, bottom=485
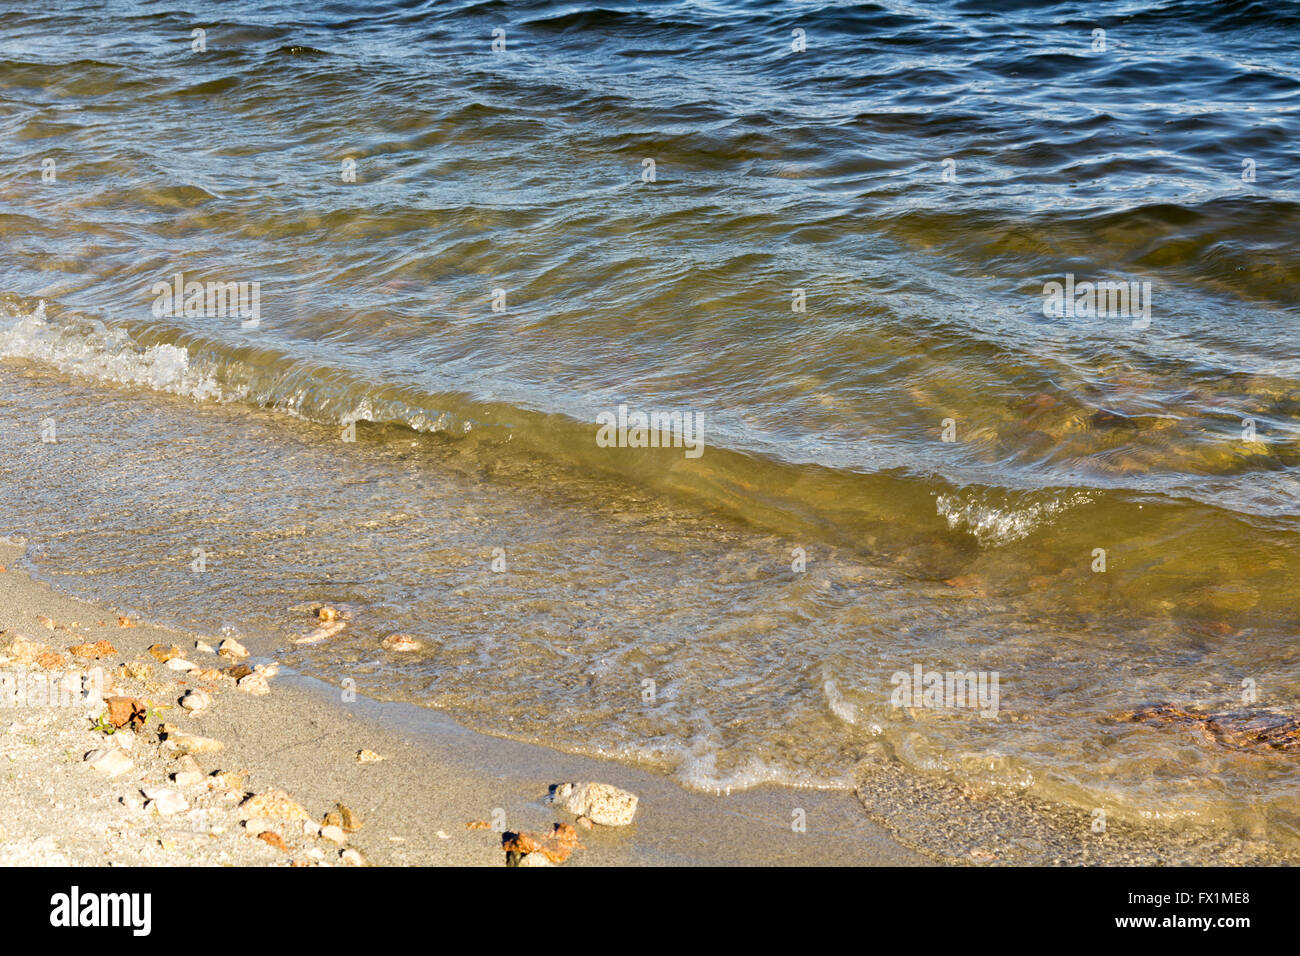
left=0, top=540, right=924, bottom=866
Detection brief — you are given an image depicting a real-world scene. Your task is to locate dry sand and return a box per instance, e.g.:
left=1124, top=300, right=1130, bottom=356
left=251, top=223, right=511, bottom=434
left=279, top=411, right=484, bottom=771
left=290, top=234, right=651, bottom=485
left=0, top=540, right=923, bottom=866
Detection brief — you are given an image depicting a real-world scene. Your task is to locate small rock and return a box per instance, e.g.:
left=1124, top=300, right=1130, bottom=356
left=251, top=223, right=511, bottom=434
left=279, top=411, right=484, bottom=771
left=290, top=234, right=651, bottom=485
left=85, top=748, right=133, bottom=778
left=335, top=804, right=363, bottom=831
left=118, top=616, right=137, bottom=628
left=36, top=615, right=55, bottom=630
left=254, top=662, right=279, bottom=678
left=339, top=849, right=364, bottom=866
left=210, top=769, right=247, bottom=790
left=547, top=782, right=639, bottom=826
left=176, top=754, right=202, bottom=775
left=165, top=657, right=198, bottom=673
left=35, top=651, right=65, bottom=669
left=516, top=852, right=554, bottom=867
left=244, top=818, right=271, bottom=836
left=240, top=789, right=312, bottom=823
left=104, top=696, right=147, bottom=731
left=225, top=664, right=253, bottom=680
left=466, top=820, right=491, bottom=830
left=318, top=606, right=342, bottom=623
left=576, top=815, right=593, bottom=830
left=302, top=820, right=322, bottom=837
left=142, top=788, right=188, bottom=816
left=69, top=640, right=116, bottom=660
left=381, top=633, right=421, bottom=652
left=218, top=638, right=248, bottom=660
left=163, top=731, right=224, bottom=755
left=118, top=662, right=150, bottom=680
left=320, top=825, right=346, bottom=844
left=147, top=644, right=181, bottom=662
left=356, top=749, right=383, bottom=763
left=179, top=689, right=211, bottom=713
left=237, top=673, right=270, bottom=696
left=502, top=823, right=583, bottom=865
left=195, top=640, right=215, bottom=654
left=258, top=831, right=289, bottom=853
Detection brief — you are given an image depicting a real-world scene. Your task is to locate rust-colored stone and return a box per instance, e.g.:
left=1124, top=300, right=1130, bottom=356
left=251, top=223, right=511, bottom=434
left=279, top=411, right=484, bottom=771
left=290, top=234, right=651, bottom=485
left=501, top=823, right=584, bottom=865
left=104, top=696, right=148, bottom=731
left=69, top=640, right=117, bottom=660
left=35, top=650, right=65, bottom=669
left=258, top=831, right=289, bottom=852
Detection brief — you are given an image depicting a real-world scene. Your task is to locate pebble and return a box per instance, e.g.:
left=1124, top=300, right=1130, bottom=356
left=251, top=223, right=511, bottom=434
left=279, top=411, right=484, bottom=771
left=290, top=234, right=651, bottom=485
left=257, top=831, right=289, bottom=853
left=547, top=782, right=639, bottom=826
left=163, top=731, right=224, bottom=755
left=239, top=789, right=312, bottom=823
left=210, top=770, right=247, bottom=790
left=502, top=823, right=583, bottom=865
left=142, top=788, right=188, bottom=816
left=381, top=633, right=421, bottom=652
left=147, top=644, right=181, bottom=662
left=244, top=818, right=271, bottom=837
left=179, top=689, right=212, bottom=713
left=320, top=825, right=347, bottom=844
left=237, top=673, right=270, bottom=696
left=356, top=749, right=383, bottom=763
left=68, top=640, right=116, bottom=660
left=172, top=770, right=204, bottom=787
left=218, top=638, right=249, bottom=660
left=324, top=804, right=363, bottom=832
left=194, top=640, right=215, bottom=655
left=340, top=849, right=364, bottom=866
left=165, top=657, right=198, bottom=673
left=85, top=748, right=133, bottom=778
left=254, top=662, right=279, bottom=678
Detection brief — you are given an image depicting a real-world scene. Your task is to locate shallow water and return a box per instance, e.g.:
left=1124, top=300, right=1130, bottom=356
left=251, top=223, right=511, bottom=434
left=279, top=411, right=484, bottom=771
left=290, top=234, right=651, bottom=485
left=2, top=0, right=1298, bottom=857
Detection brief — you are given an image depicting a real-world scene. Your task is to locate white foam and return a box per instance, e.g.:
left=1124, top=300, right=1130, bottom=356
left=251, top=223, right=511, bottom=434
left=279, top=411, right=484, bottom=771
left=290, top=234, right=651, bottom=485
left=935, top=490, right=1092, bottom=546
left=0, top=301, right=225, bottom=403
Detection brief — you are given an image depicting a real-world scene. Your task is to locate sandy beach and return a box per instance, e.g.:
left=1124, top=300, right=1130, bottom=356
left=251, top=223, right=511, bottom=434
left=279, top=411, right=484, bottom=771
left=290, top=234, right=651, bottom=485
left=0, top=539, right=924, bottom=866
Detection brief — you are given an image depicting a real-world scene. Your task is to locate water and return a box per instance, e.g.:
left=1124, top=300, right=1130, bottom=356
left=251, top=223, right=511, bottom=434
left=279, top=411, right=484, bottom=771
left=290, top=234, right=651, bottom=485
left=2, top=0, right=1298, bottom=859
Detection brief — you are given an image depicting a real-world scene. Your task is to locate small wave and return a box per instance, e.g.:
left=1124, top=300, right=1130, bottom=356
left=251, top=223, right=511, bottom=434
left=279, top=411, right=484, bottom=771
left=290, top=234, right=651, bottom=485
left=0, top=301, right=224, bottom=402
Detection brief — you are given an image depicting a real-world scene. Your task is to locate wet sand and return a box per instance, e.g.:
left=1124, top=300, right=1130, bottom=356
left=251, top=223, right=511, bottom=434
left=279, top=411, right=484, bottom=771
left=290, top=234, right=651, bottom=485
left=0, top=540, right=923, bottom=866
